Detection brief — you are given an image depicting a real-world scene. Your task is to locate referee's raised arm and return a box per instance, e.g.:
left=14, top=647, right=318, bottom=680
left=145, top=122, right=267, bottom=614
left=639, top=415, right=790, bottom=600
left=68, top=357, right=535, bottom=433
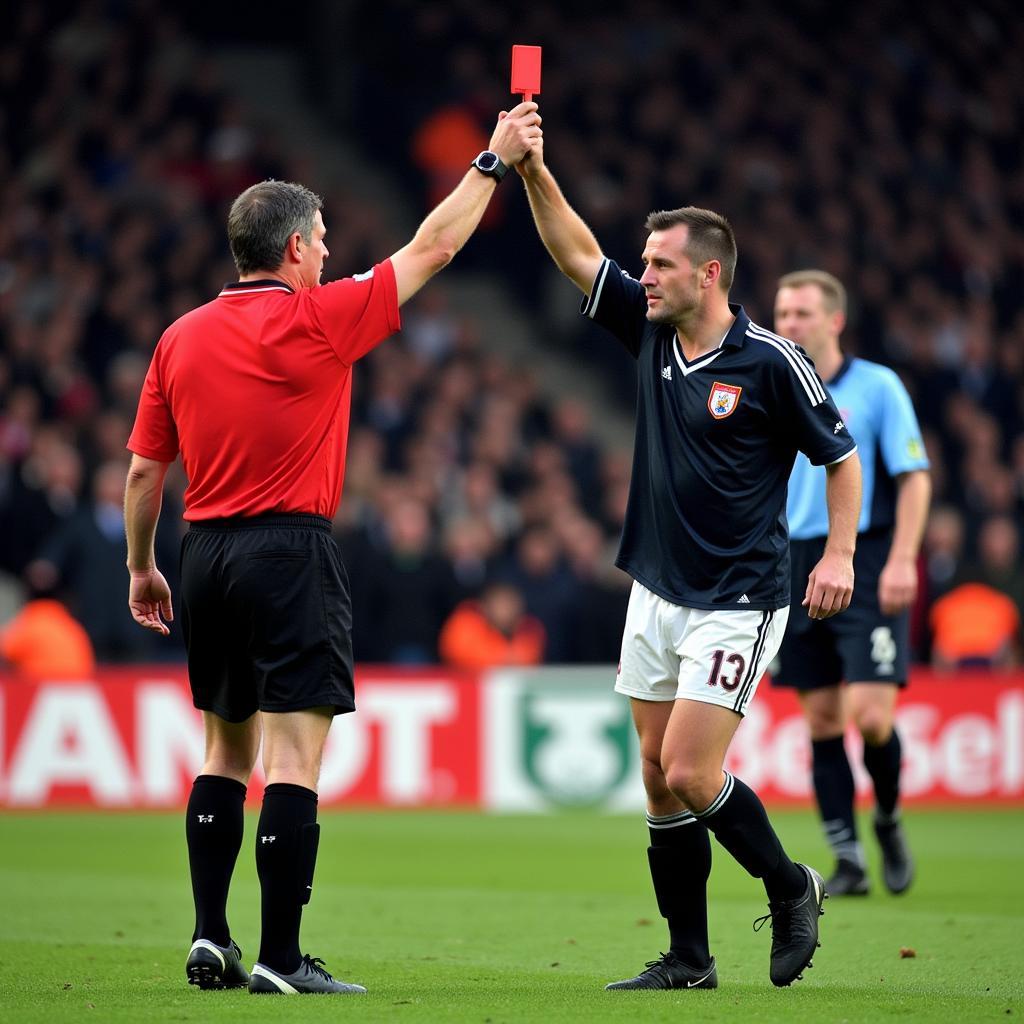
left=390, top=101, right=541, bottom=305
left=515, top=121, right=605, bottom=297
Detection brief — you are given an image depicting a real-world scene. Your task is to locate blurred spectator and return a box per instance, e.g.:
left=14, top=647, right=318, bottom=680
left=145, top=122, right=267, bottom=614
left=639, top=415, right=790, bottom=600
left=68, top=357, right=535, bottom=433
left=402, top=288, right=459, bottom=366
left=441, top=460, right=520, bottom=543
left=550, top=398, right=603, bottom=511
left=497, top=526, right=578, bottom=662
left=357, top=497, right=457, bottom=664
left=558, top=515, right=631, bottom=663
left=28, top=460, right=180, bottom=661
left=439, top=580, right=545, bottom=669
left=930, top=583, right=1020, bottom=670
left=961, top=515, right=1024, bottom=616
left=0, top=579, right=95, bottom=679
left=0, top=433, right=82, bottom=577
left=443, top=515, right=498, bottom=598
left=412, top=102, right=490, bottom=210
left=923, top=505, right=967, bottom=600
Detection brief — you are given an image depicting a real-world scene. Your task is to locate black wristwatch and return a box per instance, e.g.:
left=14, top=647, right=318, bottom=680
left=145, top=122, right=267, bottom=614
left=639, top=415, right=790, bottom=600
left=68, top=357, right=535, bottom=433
left=470, top=150, right=509, bottom=182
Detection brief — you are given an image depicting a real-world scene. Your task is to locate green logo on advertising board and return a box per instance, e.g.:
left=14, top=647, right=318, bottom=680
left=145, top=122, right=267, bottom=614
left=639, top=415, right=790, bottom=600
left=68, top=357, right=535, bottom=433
left=520, top=688, right=633, bottom=806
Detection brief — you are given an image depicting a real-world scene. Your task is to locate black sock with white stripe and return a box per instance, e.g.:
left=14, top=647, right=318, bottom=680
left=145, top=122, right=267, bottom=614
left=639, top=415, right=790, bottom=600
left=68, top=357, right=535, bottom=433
left=647, top=811, right=712, bottom=968
left=186, top=774, right=246, bottom=947
left=863, top=728, right=902, bottom=820
left=696, top=772, right=805, bottom=902
left=811, top=736, right=864, bottom=867
left=256, top=783, right=318, bottom=974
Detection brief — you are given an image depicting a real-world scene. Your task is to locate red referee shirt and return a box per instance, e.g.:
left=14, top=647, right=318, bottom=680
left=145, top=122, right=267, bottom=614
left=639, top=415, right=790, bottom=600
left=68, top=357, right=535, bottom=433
left=127, top=261, right=400, bottom=520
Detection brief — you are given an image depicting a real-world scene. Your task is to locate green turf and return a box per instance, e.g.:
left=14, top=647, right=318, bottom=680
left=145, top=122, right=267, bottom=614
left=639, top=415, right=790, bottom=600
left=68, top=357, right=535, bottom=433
left=0, top=809, right=1021, bottom=1022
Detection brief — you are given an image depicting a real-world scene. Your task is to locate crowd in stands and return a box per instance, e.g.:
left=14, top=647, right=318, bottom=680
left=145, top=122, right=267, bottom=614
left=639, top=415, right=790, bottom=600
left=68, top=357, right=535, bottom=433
left=1, top=1, right=1022, bottom=672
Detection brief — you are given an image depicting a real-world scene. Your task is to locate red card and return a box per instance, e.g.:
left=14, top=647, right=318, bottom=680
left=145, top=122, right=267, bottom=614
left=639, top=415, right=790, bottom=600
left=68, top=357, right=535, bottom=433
left=511, top=45, right=542, bottom=101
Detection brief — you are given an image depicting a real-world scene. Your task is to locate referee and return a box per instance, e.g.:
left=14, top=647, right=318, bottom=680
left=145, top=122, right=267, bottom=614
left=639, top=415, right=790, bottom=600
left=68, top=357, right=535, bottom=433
left=517, top=117, right=861, bottom=989
left=772, top=270, right=930, bottom=897
left=124, top=102, right=541, bottom=996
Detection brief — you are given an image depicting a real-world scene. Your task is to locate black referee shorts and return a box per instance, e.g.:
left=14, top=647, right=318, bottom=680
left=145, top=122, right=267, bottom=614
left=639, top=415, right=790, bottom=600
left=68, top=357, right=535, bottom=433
left=180, top=514, right=355, bottom=723
left=772, top=529, right=909, bottom=691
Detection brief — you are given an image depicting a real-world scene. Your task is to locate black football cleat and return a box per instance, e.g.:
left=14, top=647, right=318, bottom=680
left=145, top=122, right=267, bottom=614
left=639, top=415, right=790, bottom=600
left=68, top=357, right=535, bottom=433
left=825, top=858, right=870, bottom=896
left=605, top=951, right=718, bottom=990
left=186, top=938, right=250, bottom=989
left=248, top=954, right=366, bottom=995
left=753, top=863, right=826, bottom=987
left=874, top=818, right=915, bottom=894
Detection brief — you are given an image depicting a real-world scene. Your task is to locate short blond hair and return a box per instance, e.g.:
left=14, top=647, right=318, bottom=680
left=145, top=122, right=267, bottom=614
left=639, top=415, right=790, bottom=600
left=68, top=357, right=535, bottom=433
left=777, top=269, right=847, bottom=316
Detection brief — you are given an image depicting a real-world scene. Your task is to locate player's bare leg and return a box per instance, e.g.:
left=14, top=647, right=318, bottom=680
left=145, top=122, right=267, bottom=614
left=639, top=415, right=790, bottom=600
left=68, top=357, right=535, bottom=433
left=847, top=683, right=897, bottom=747
left=605, top=699, right=718, bottom=990
left=659, top=698, right=741, bottom=810
left=261, top=707, right=332, bottom=790
left=185, top=712, right=261, bottom=989
left=662, top=698, right=825, bottom=987
left=632, top=698, right=683, bottom=815
left=201, top=711, right=262, bottom=782
left=250, top=708, right=364, bottom=994
left=848, top=683, right=913, bottom=893
left=798, top=687, right=868, bottom=895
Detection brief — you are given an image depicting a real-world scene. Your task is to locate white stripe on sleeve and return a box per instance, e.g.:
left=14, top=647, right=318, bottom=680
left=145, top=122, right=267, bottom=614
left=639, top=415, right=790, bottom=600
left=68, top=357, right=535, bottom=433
left=746, top=323, right=828, bottom=403
left=745, top=328, right=827, bottom=406
left=828, top=445, right=859, bottom=465
left=584, top=258, right=611, bottom=319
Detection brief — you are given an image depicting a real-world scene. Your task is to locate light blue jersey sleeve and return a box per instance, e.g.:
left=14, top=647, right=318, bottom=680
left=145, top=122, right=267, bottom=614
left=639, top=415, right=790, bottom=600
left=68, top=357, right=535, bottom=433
left=786, top=451, right=830, bottom=540
left=786, top=358, right=928, bottom=540
left=876, top=366, right=929, bottom=476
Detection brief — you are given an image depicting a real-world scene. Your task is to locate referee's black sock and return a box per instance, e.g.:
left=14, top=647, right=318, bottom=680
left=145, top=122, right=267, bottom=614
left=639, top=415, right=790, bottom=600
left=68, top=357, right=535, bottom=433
left=647, top=811, right=712, bottom=968
left=185, top=774, right=246, bottom=947
left=863, top=728, right=902, bottom=821
left=256, top=783, right=319, bottom=975
left=811, top=735, right=863, bottom=867
left=696, top=772, right=806, bottom=902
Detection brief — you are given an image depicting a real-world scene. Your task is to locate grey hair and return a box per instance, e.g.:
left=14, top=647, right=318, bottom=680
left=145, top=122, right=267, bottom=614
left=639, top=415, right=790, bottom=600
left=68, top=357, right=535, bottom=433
left=227, top=180, right=323, bottom=275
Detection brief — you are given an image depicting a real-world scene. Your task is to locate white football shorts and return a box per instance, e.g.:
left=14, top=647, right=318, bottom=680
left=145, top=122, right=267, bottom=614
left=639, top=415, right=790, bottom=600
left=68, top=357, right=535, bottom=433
left=614, top=581, right=789, bottom=715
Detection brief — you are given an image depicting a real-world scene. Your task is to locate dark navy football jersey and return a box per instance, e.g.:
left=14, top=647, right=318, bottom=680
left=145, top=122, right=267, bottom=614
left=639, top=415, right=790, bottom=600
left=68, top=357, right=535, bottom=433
left=582, top=258, right=857, bottom=609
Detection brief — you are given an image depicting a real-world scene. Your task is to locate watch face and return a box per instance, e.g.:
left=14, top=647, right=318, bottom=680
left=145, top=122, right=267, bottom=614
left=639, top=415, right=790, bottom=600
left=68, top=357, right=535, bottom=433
left=477, top=152, right=498, bottom=170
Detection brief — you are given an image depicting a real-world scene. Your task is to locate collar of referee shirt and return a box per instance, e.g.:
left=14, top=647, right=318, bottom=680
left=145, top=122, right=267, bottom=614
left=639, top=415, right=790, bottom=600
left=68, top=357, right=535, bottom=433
left=220, top=279, right=295, bottom=295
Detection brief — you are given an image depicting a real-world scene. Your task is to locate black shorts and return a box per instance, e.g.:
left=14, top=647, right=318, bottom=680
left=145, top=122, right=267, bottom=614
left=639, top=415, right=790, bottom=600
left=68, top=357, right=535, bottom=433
left=772, top=529, right=909, bottom=691
left=180, top=514, right=355, bottom=722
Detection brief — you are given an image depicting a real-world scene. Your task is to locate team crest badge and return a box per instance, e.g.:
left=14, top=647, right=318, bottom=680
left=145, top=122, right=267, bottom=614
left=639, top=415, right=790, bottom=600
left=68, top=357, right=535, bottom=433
left=708, top=382, right=742, bottom=419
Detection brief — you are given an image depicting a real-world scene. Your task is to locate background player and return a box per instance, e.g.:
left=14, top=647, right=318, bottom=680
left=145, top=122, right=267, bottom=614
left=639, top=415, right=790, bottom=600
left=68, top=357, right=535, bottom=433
left=124, top=103, right=541, bottom=995
left=514, top=115, right=861, bottom=989
left=772, top=270, right=931, bottom=896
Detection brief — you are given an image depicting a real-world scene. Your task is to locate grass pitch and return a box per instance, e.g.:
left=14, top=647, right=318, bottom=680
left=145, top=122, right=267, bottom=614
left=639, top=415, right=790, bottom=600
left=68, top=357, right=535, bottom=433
left=0, top=808, right=1021, bottom=1022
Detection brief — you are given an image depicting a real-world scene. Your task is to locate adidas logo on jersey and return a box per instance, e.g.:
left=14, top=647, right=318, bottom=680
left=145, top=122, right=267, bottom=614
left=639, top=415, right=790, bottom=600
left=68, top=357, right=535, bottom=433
left=834, top=420, right=845, bottom=433
left=738, top=594, right=750, bottom=604
left=662, top=365, right=672, bottom=380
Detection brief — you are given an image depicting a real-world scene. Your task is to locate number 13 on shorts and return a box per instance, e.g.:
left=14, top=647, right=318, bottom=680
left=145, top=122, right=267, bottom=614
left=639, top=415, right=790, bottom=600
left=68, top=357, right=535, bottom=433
left=615, top=581, right=790, bottom=715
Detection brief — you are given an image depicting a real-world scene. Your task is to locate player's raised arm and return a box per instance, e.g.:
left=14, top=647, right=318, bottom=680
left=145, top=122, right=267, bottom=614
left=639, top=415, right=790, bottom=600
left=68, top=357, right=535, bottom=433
left=516, top=125, right=605, bottom=296
left=390, top=102, right=541, bottom=305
